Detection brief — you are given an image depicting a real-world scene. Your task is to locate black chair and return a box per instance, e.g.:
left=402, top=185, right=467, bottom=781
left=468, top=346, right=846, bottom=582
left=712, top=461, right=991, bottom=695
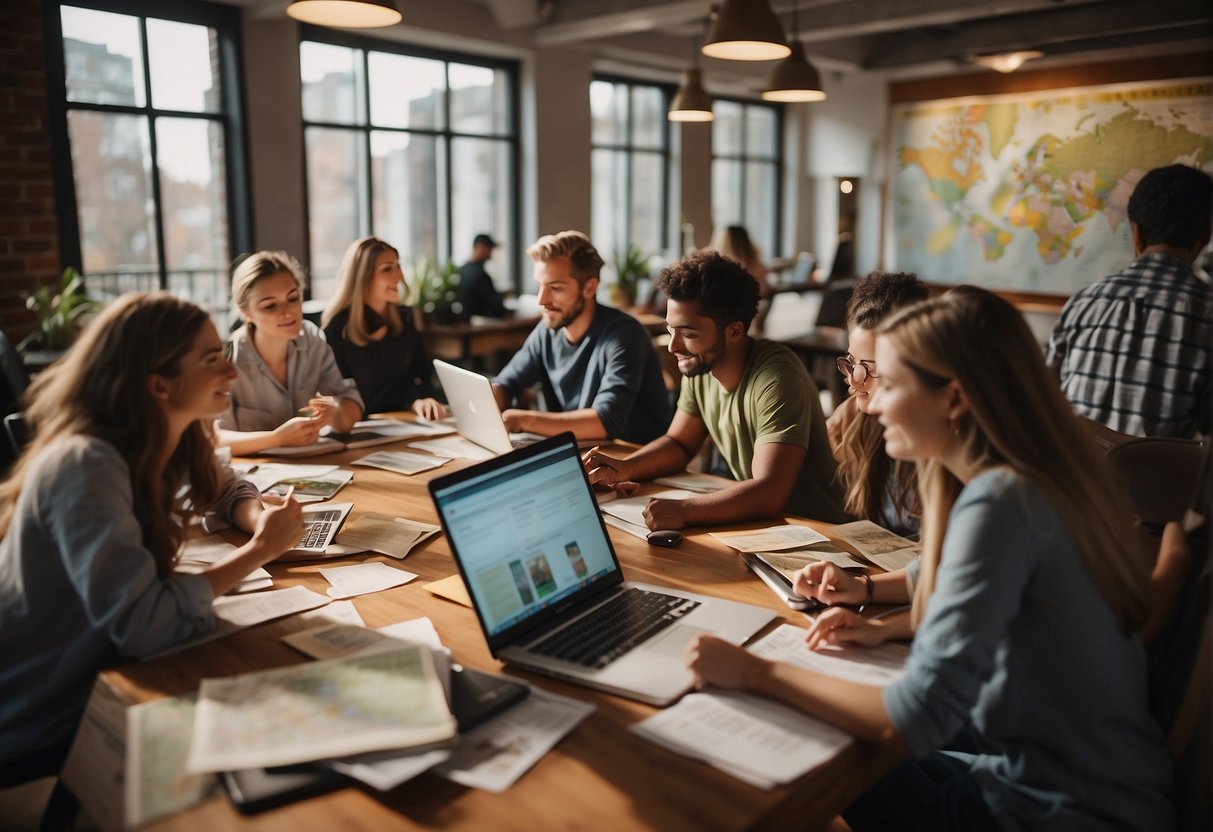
left=4, top=411, right=30, bottom=458
left=0, top=330, right=29, bottom=415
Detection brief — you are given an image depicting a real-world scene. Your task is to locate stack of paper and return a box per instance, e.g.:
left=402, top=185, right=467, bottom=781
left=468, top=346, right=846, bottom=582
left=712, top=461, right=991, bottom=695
left=352, top=449, right=450, bottom=475
left=334, top=513, right=441, bottom=558
left=598, top=489, right=696, bottom=539
left=177, top=535, right=272, bottom=593
left=710, top=525, right=867, bottom=576
left=830, top=520, right=920, bottom=571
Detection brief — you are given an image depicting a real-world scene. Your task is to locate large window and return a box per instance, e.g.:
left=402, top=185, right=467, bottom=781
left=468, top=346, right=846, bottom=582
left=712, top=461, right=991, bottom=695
left=590, top=77, right=672, bottom=264
left=48, top=1, right=249, bottom=324
left=712, top=99, right=782, bottom=259
left=301, top=31, right=518, bottom=300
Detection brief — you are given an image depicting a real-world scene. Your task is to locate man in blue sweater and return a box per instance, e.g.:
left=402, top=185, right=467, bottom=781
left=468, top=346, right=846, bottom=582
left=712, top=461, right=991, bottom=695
left=492, top=230, right=671, bottom=444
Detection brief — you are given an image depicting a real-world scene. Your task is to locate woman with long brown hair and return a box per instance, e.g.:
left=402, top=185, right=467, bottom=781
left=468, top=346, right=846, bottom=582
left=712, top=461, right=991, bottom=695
left=0, top=293, right=302, bottom=782
left=687, top=287, right=1172, bottom=830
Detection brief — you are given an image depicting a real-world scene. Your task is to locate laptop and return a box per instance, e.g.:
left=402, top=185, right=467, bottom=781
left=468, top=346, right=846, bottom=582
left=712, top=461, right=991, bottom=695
left=433, top=359, right=543, bottom=455
left=428, top=433, right=778, bottom=706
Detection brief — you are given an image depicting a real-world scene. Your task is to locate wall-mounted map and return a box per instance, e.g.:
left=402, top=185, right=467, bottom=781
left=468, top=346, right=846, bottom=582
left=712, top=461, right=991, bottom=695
left=892, top=78, right=1212, bottom=295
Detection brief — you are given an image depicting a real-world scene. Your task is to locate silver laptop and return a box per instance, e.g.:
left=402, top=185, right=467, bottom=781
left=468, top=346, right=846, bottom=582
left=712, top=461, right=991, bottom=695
left=428, top=434, right=777, bottom=706
left=433, top=359, right=542, bottom=455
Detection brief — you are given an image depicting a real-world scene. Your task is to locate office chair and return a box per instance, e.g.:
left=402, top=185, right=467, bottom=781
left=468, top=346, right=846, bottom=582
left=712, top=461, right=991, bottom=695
left=4, top=411, right=30, bottom=458
left=0, top=330, right=29, bottom=414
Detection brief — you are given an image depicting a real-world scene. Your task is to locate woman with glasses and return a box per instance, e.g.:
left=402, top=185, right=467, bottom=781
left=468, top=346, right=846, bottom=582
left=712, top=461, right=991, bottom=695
left=216, top=251, right=364, bottom=456
left=688, top=287, right=1171, bottom=831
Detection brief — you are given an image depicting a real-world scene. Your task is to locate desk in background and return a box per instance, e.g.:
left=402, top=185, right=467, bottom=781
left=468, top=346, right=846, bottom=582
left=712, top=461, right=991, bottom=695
left=104, top=430, right=897, bottom=831
left=422, top=312, right=670, bottom=366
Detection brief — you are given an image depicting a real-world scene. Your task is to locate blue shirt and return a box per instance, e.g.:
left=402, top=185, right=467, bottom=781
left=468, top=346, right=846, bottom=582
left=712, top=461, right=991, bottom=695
left=492, top=304, right=671, bottom=444
left=884, top=468, right=1173, bottom=831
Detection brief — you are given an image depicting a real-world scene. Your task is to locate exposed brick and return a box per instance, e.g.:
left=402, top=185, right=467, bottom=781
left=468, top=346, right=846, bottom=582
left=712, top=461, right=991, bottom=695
left=11, top=239, right=53, bottom=254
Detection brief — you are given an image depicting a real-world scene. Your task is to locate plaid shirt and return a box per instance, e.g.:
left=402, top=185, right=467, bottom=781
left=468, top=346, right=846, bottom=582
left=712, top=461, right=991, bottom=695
left=1046, top=253, right=1212, bottom=438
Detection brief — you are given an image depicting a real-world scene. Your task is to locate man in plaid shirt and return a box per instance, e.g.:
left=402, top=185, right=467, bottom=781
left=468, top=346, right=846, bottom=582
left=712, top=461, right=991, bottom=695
left=1046, top=164, right=1212, bottom=440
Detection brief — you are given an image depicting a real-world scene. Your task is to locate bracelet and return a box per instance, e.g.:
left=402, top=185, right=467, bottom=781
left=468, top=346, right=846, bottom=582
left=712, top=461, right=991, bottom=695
left=856, top=573, right=875, bottom=614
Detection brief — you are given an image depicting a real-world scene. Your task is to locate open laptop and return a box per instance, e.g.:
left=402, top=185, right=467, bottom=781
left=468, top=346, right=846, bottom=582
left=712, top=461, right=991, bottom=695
left=428, top=433, right=777, bottom=706
left=433, top=359, right=543, bottom=455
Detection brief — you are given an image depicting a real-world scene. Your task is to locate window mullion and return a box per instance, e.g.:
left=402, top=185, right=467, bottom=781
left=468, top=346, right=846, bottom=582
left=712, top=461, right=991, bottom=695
left=137, top=16, right=168, bottom=293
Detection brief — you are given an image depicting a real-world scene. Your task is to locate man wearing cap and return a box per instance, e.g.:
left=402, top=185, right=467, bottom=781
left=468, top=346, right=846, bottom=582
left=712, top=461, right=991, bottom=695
left=458, top=233, right=507, bottom=320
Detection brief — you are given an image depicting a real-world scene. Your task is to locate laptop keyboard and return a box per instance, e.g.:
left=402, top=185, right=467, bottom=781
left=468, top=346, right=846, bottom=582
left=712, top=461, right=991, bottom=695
left=297, top=509, right=343, bottom=550
left=530, top=588, right=700, bottom=669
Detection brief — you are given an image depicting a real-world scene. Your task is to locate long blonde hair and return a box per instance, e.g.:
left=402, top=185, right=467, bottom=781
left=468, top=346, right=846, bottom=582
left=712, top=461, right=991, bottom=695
left=881, top=286, right=1149, bottom=634
left=231, top=250, right=305, bottom=328
left=709, top=225, right=762, bottom=272
left=322, top=236, right=404, bottom=346
left=0, top=293, right=223, bottom=575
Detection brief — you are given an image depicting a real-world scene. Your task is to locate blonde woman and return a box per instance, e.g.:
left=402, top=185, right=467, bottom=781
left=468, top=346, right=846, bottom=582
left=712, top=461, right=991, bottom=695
left=709, top=225, right=771, bottom=331
left=217, top=251, right=364, bottom=455
left=687, top=287, right=1172, bottom=830
left=322, top=237, right=445, bottom=419
left=0, top=294, right=302, bottom=782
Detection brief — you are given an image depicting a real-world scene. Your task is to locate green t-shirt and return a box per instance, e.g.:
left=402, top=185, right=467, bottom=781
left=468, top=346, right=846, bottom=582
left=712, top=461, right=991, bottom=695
left=677, top=339, right=847, bottom=523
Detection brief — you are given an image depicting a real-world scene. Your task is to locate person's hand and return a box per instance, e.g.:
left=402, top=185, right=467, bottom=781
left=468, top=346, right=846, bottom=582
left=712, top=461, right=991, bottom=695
left=272, top=415, right=323, bottom=446
left=804, top=607, right=890, bottom=650
left=412, top=398, right=448, bottom=421
left=501, top=408, right=530, bottom=432
left=793, top=562, right=865, bottom=606
left=642, top=497, right=687, bottom=531
left=249, top=488, right=304, bottom=563
left=685, top=634, right=768, bottom=691
left=582, top=446, right=634, bottom=489
left=306, top=395, right=340, bottom=427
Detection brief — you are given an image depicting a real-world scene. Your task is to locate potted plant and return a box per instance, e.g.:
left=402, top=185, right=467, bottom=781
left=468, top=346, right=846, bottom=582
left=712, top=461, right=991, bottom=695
left=609, top=244, right=649, bottom=310
left=18, top=267, right=97, bottom=367
left=407, top=257, right=461, bottom=328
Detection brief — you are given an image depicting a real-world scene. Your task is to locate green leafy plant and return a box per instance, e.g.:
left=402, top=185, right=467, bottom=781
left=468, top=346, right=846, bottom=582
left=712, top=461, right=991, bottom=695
left=610, top=244, right=649, bottom=308
left=19, top=267, right=97, bottom=352
left=407, top=256, right=461, bottom=324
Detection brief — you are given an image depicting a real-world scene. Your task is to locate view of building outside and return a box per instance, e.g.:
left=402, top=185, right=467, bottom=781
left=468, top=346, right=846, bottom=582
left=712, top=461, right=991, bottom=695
left=60, top=5, right=232, bottom=324
left=301, top=41, right=514, bottom=301
left=590, top=79, right=670, bottom=266
left=712, top=100, right=781, bottom=259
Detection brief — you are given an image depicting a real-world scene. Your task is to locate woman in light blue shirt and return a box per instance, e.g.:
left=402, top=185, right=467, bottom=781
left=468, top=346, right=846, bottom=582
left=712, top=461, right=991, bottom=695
left=217, top=251, right=364, bottom=456
left=687, top=287, right=1172, bottom=830
left=0, top=294, right=302, bottom=784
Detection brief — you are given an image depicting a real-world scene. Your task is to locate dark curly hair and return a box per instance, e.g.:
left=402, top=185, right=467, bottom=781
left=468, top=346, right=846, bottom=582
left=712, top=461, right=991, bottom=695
left=657, top=250, right=760, bottom=330
left=1127, top=164, right=1212, bottom=250
left=846, top=271, right=929, bottom=330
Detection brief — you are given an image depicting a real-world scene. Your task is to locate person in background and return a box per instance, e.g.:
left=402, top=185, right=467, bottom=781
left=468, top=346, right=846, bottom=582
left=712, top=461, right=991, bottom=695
left=323, top=236, right=446, bottom=420
left=709, top=224, right=772, bottom=333
left=492, top=230, right=671, bottom=444
left=0, top=294, right=302, bottom=783
left=458, top=233, right=507, bottom=320
left=217, top=251, right=364, bottom=456
left=687, top=286, right=1172, bottom=831
left=584, top=250, right=847, bottom=529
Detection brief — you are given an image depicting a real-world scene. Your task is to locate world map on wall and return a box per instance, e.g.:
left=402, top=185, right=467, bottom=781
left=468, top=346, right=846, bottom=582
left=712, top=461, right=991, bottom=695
left=892, top=78, right=1213, bottom=294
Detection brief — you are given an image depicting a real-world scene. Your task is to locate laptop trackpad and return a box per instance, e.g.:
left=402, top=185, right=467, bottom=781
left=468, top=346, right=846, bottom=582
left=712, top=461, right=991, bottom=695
left=644, top=623, right=706, bottom=658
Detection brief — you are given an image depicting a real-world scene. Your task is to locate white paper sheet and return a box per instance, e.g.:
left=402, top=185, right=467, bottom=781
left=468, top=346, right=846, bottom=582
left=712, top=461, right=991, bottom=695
left=601, top=512, right=651, bottom=540
left=599, top=489, right=695, bottom=529
left=829, top=520, right=920, bottom=571
left=320, top=562, right=418, bottom=599
left=709, top=524, right=831, bottom=552
left=354, top=417, right=456, bottom=438
left=652, top=472, right=730, bottom=492
left=282, top=618, right=444, bottom=661
left=330, top=747, right=452, bottom=791
left=176, top=535, right=272, bottom=593
left=410, top=436, right=494, bottom=461
left=334, top=513, right=441, bottom=558
left=296, top=599, right=365, bottom=627
left=352, top=450, right=450, bottom=476
left=239, top=462, right=339, bottom=493
left=748, top=623, right=909, bottom=686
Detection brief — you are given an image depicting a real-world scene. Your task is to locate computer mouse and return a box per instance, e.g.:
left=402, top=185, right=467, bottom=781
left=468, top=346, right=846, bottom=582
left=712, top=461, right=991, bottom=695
left=646, top=529, right=683, bottom=547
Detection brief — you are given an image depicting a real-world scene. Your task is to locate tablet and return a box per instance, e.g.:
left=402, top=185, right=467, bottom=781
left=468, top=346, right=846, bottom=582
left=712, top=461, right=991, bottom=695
left=741, top=553, right=824, bottom=612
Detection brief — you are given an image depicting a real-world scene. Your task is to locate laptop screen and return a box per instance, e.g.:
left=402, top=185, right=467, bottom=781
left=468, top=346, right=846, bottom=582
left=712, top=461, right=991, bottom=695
left=429, top=434, right=624, bottom=650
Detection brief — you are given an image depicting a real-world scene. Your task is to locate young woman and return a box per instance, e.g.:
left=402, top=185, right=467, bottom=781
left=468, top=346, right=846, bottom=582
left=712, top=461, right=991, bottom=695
left=217, top=251, right=364, bottom=455
left=321, top=237, right=446, bottom=420
left=709, top=225, right=772, bottom=332
left=687, top=287, right=1173, bottom=830
left=0, top=294, right=302, bottom=781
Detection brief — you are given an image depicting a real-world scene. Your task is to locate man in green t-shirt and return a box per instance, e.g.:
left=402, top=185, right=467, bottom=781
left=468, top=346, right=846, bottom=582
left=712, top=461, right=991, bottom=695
left=584, top=251, right=847, bottom=529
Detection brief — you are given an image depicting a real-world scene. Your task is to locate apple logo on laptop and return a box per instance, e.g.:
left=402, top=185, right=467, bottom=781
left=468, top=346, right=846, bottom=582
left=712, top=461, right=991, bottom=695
left=468, top=400, right=477, bottom=413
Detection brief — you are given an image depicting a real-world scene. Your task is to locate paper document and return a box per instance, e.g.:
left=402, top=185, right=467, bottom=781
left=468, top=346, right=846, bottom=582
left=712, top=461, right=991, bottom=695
left=176, top=535, right=272, bottom=593
left=330, top=747, right=452, bottom=792
left=423, top=574, right=473, bottom=607
left=630, top=690, right=852, bottom=789
left=352, top=449, right=450, bottom=475
left=354, top=417, right=456, bottom=439
left=410, top=436, right=495, bottom=461
left=263, top=469, right=354, bottom=503
left=710, top=524, right=831, bottom=552
left=756, top=546, right=866, bottom=581
left=296, top=599, right=365, bottom=628
left=321, top=562, right=418, bottom=599
left=599, top=489, right=695, bottom=529
left=187, top=646, right=457, bottom=773
left=830, top=520, right=920, bottom=572
left=748, top=623, right=909, bottom=686
left=432, top=686, right=594, bottom=793
left=127, top=693, right=217, bottom=827
left=601, top=512, right=652, bottom=541
left=653, top=471, right=730, bottom=492
left=283, top=617, right=445, bottom=661
left=334, top=513, right=441, bottom=558
left=240, top=462, right=338, bottom=493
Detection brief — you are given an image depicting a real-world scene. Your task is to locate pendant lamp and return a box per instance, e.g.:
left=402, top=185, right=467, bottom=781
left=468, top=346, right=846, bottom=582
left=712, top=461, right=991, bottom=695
left=761, top=2, right=825, bottom=102
left=702, top=0, right=790, bottom=62
left=287, top=0, right=402, bottom=29
left=669, top=28, right=714, bottom=122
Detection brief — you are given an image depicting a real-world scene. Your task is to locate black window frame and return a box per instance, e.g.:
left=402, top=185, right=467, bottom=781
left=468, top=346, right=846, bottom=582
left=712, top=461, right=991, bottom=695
left=298, top=25, right=521, bottom=296
left=711, top=96, right=784, bottom=256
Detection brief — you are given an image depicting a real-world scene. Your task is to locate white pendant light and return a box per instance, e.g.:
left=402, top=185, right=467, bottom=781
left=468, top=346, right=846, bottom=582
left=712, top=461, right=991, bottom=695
left=702, top=0, right=790, bottom=62
left=287, top=0, right=402, bottom=29
left=669, top=68, right=714, bottom=122
left=761, top=3, right=825, bottom=102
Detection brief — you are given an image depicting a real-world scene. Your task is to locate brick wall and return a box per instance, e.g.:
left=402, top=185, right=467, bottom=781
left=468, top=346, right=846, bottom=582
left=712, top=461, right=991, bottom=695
left=0, top=0, right=61, bottom=344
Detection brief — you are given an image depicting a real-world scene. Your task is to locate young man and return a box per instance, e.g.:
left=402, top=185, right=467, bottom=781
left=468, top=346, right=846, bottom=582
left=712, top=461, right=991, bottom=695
left=1047, top=164, right=1212, bottom=439
left=491, top=230, right=671, bottom=444
left=458, top=233, right=507, bottom=320
left=584, top=250, right=847, bottom=530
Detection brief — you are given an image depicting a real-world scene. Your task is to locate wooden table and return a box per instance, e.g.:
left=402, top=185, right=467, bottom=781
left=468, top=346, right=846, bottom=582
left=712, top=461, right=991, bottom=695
left=107, top=433, right=897, bottom=832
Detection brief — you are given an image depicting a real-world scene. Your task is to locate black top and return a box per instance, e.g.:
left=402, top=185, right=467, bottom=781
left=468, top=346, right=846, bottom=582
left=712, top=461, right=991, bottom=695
left=323, top=306, right=439, bottom=415
left=458, top=260, right=507, bottom=319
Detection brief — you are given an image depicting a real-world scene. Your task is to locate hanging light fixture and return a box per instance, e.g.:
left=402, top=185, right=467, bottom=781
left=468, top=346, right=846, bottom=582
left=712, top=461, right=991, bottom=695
left=669, top=25, right=714, bottom=122
left=762, top=2, right=825, bottom=102
left=286, top=0, right=402, bottom=29
left=702, top=0, right=790, bottom=62
left=973, top=50, right=1044, bottom=73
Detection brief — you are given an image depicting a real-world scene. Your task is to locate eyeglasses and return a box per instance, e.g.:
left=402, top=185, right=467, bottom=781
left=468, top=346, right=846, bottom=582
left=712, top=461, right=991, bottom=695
left=836, top=354, right=877, bottom=384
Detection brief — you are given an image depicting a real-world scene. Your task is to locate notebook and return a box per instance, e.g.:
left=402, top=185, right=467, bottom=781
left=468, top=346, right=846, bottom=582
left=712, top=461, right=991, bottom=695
left=433, top=360, right=543, bottom=456
left=428, top=433, right=778, bottom=706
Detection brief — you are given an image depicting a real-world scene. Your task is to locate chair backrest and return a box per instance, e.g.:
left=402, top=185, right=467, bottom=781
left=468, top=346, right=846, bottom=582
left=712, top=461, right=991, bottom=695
left=4, top=411, right=29, bottom=458
left=0, top=330, right=29, bottom=415
left=814, top=280, right=854, bottom=330
left=1105, top=437, right=1209, bottom=524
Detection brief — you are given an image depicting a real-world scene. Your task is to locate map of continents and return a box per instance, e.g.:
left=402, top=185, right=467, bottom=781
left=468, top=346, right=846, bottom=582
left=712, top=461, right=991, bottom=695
left=893, top=79, right=1212, bottom=294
